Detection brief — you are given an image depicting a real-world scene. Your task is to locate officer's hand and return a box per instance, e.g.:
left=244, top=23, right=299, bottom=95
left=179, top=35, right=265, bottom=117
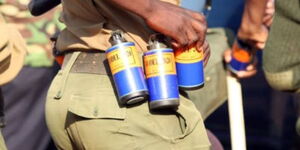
left=237, top=25, right=268, bottom=50
left=263, top=0, right=275, bottom=28
left=197, top=40, right=210, bottom=67
left=223, top=49, right=257, bottom=78
left=144, top=1, right=207, bottom=49
left=237, top=0, right=272, bottom=50
left=237, top=0, right=274, bottom=50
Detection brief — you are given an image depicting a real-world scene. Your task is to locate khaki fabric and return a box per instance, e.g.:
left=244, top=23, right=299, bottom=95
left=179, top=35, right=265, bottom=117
left=183, top=28, right=233, bottom=120
left=46, top=52, right=211, bottom=150
left=51, top=0, right=231, bottom=149
left=57, top=0, right=180, bottom=53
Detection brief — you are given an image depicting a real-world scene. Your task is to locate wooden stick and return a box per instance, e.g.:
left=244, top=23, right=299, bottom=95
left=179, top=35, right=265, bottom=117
left=226, top=74, right=247, bottom=150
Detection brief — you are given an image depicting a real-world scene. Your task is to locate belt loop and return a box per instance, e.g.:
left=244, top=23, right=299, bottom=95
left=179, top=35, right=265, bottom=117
left=54, top=51, right=81, bottom=99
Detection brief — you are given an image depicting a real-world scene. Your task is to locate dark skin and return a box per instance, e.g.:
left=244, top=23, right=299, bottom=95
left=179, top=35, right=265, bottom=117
left=224, top=0, right=274, bottom=78
left=109, top=0, right=210, bottom=66
left=238, top=0, right=269, bottom=49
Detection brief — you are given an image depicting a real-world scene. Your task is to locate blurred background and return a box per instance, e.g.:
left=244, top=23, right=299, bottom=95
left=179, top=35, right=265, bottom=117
left=206, top=0, right=300, bottom=150
left=1, top=0, right=299, bottom=150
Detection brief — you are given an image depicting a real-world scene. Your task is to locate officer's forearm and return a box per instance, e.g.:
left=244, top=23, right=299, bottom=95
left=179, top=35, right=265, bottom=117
left=109, top=0, right=161, bottom=19
left=238, top=0, right=268, bottom=37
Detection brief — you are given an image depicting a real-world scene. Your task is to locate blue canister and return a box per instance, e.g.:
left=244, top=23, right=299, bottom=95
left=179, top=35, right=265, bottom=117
left=106, top=31, right=148, bottom=105
left=228, top=39, right=254, bottom=74
left=144, top=37, right=179, bottom=110
left=175, top=47, right=204, bottom=89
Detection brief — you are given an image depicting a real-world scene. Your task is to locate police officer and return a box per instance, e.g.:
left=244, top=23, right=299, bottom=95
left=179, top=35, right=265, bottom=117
left=197, top=0, right=273, bottom=120
left=262, top=0, right=300, bottom=135
left=0, top=14, right=27, bottom=150
left=45, top=0, right=211, bottom=149
left=263, top=0, right=300, bottom=94
left=180, top=1, right=272, bottom=149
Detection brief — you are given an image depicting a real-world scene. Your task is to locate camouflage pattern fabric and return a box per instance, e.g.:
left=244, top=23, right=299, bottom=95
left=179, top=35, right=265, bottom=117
left=0, top=0, right=65, bottom=67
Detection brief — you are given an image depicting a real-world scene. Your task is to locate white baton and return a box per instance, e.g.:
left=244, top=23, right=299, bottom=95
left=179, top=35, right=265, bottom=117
left=226, top=73, right=247, bottom=150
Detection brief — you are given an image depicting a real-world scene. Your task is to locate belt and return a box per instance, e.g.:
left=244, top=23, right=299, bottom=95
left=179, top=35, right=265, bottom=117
left=62, top=51, right=111, bottom=75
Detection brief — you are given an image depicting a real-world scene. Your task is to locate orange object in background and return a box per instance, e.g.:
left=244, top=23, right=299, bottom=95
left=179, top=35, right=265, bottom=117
left=55, top=55, right=64, bottom=66
left=232, top=41, right=252, bottom=63
left=228, top=39, right=256, bottom=73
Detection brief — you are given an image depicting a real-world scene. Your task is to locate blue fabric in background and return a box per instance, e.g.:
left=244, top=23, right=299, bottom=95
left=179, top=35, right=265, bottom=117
left=180, top=0, right=245, bottom=33
left=180, top=0, right=206, bottom=12
left=207, top=0, right=244, bottom=33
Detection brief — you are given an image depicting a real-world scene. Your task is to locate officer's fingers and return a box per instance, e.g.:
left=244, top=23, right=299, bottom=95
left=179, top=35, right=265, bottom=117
left=255, top=42, right=266, bottom=50
left=266, top=0, right=275, bottom=10
left=170, top=27, right=189, bottom=48
left=236, top=69, right=257, bottom=78
left=170, top=40, right=180, bottom=49
left=265, top=7, right=275, bottom=15
left=223, top=49, right=232, bottom=63
left=191, top=20, right=207, bottom=46
left=171, top=38, right=188, bottom=49
left=265, top=1, right=275, bottom=14
left=246, top=65, right=254, bottom=71
left=246, top=64, right=256, bottom=71
left=203, top=44, right=210, bottom=67
left=196, top=39, right=208, bottom=52
left=264, top=19, right=273, bottom=28
left=263, top=13, right=273, bottom=22
left=202, top=41, right=210, bottom=53
left=204, top=55, right=210, bottom=67
left=184, top=9, right=206, bottom=23
left=185, top=23, right=199, bottom=46
left=263, top=15, right=273, bottom=28
left=263, top=9, right=274, bottom=26
left=195, top=39, right=208, bottom=55
left=238, top=57, right=258, bottom=78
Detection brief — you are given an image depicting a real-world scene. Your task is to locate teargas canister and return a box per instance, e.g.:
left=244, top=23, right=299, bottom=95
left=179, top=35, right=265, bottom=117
left=144, top=35, right=179, bottom=110
left=106, top=31, right=148, bottom=105
left=175, top=47, right=204, bottom=89
left=228, top=39, right=255, bottom=73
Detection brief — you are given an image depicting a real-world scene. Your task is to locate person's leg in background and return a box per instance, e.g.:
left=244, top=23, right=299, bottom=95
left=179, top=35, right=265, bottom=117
left=0, top=89, right=7, bottom=150
left=263, top=0, right=300, bottom=148
left=2, top=66, right=58, bottom=150
left=0, top=1, right=64, bottom=149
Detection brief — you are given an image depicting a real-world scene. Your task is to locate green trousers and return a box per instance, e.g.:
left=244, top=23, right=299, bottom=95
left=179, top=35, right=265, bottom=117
left=46, top=51, right=211, bottom=149
left=46, top=27, right=231, bottom=150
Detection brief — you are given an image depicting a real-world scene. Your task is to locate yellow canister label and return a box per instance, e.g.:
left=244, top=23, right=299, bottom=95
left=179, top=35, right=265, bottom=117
left=175, top=47, right=203, bottom=64
left=144, top=52, right=176, bottom=78
left=107, top=46, right=141, bottom=75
